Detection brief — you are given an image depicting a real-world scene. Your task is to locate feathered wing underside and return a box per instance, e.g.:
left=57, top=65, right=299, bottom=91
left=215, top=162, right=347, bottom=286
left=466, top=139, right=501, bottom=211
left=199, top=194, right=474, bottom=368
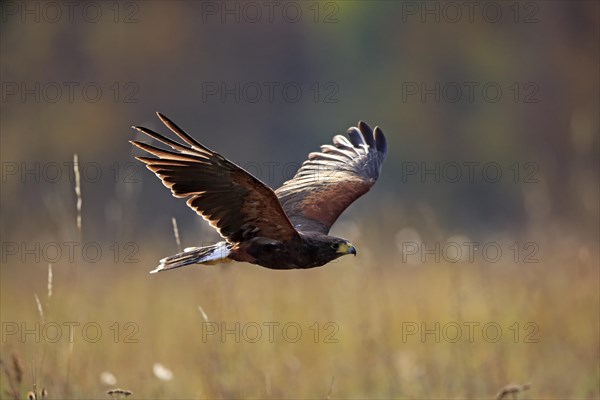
left=275, top=121, right=387, bottom=234
left=131, top=113, right=298, bottom=243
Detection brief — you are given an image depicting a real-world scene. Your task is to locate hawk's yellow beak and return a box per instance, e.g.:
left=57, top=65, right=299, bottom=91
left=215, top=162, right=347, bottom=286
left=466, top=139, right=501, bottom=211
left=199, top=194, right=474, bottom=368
left=337, top=242, right=357, bottom=256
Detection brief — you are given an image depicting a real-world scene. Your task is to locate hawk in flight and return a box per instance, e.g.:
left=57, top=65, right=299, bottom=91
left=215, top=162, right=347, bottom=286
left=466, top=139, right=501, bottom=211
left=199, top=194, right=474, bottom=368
left=131, top=113, right=387, bottom=273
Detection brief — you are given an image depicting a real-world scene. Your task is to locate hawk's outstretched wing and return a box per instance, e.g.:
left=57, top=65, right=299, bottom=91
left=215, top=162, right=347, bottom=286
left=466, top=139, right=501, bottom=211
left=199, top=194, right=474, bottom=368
left=131, top=113, right=298, bottom=243
left=275, top=121, right=387, bottom=234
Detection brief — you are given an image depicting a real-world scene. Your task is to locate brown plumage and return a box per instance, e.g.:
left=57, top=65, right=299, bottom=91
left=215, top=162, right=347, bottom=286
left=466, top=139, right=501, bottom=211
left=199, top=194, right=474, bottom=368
left=131, top=113, right=387, bottom=273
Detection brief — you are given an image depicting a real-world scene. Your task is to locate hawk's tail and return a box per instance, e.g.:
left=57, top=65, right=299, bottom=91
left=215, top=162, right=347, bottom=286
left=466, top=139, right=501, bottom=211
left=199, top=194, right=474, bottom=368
left=150, top=241, right=232, bottom=273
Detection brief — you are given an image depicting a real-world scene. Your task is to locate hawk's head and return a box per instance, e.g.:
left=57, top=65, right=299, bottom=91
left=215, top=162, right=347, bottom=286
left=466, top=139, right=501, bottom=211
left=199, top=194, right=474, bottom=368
left=304, top=234, right=356, bottom=266
left=328, top=237, right=357, bottom=257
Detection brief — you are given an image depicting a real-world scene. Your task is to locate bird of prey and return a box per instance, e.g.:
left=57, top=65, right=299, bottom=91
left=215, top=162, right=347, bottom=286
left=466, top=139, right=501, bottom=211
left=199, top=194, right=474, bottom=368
left=131, top=113, right=387, bottom=273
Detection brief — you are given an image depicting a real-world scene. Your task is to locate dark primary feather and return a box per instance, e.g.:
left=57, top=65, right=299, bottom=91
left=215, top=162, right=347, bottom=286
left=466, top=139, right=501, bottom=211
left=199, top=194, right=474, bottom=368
left=275, top=121, right=387, bottom=234
left=130, top=113, right=298, bottom=243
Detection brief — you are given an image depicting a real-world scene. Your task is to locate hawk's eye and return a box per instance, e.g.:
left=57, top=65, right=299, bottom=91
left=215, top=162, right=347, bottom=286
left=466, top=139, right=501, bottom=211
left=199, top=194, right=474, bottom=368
left=331, top=243, right=340, bottom=250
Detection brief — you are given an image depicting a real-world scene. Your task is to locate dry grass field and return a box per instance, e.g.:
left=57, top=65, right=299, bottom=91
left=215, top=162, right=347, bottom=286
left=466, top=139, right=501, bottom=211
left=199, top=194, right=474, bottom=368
left=1, top=211, right=598, bottom=399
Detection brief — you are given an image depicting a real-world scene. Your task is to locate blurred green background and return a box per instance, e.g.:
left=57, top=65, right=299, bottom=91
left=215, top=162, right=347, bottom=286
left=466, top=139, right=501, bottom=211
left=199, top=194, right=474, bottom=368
left=1, top=1, right=598, bottom=399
